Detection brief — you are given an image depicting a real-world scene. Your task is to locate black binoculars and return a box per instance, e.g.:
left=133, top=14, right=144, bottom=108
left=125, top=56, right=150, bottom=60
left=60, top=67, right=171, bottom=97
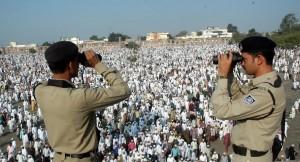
left=78, top=52, right=102, bottom=67
left=212, top=52, right=243, bottom=65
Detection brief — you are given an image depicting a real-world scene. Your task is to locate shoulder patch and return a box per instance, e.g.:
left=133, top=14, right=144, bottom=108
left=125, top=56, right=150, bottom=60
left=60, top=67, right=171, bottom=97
left=244, top=95, right=256, bottom=105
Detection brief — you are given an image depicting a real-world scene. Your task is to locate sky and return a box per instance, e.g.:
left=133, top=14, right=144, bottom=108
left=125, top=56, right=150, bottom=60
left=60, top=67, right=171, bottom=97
left=0, top=0, right=300, bottom=46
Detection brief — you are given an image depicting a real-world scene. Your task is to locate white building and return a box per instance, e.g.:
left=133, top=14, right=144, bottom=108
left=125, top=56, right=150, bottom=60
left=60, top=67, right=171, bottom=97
left=201, top=27, right=232, bottom=38
left=146, top=32, right=169, bottom=41
left=60, top=37, right=84, bottom=45
left=176, top=27, right=232, bottom=40
left=176, top=32, right=201, bottom=40
left=8, top=42, right=37, bottom=48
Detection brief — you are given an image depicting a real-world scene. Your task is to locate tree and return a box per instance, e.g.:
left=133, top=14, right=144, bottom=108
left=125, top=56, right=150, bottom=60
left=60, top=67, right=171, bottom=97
left=227, top=24, right=238, bottom=33
left=42, top=41, right=51, bottom=46
left=90, top=35, right=99, bottom=40
left=247, top=28, right=261, bottom=36
left=108, top=33, right=130, bottom=42
left=140, top=36, right=146, bottom=41
left=90, top=35, right=105, bottom=41
left=176, top=30, right=188, bottom=37
left=270, top=13, right=300, bottom=48
left=197, top=31, right=203, bottom=36
left=272, top=31, right=300, bottom=48
left=29, top=48, right=37, bottom=54
left=231, top=33, right=247, bottom=43
left=280, top=13, right=299, bottom=32
left=0, top=50, right=2, bottom=54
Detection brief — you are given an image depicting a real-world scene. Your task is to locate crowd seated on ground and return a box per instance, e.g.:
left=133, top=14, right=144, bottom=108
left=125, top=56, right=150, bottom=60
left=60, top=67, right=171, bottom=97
left=0, top=44, right=299, bottom=161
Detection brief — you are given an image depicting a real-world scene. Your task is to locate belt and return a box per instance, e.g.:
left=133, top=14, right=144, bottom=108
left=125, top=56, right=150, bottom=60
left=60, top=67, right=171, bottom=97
left=232, top=144, right=268, bottom=157
left=56, top=151, right=91, bottom=159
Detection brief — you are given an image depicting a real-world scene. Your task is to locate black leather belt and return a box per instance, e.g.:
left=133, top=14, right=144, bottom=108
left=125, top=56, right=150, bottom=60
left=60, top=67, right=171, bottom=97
left=232, top=144, right=268, bottom=157
left=56, top=151, right=91, bottom=159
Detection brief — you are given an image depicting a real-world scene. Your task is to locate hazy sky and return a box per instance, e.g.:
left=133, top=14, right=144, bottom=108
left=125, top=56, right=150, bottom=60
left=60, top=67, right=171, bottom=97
left=0, top=0, right=299, bottom=46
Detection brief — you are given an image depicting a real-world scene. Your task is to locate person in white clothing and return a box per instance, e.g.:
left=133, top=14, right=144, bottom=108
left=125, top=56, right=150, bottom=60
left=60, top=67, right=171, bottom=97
left=199, top=152, right=208, bottom=162
left=21, top=146, right=28, bottom=159
left=0, top=125, right=4, bottom=136
left=27, top=155, right=34, bottom=162
left=43, top=144, right=51, bottom=162
left=16, top=151, right=25, bottom=162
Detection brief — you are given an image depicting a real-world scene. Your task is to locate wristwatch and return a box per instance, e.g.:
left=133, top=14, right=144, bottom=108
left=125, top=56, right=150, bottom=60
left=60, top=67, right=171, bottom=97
left=218, top=75, right=227, bottom=80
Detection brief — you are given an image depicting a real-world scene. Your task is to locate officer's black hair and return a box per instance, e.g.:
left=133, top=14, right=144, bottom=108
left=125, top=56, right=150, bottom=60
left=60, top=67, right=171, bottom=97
left=47, top=56, right=77, bottom=74
left=47, top=60, right=70, bottom=73
left=255, top=50, right=275, bottom=65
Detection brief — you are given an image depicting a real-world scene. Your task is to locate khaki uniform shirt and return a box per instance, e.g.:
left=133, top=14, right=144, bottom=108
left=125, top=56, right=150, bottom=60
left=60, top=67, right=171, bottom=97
left=35, top=62, right=131, bottom=154
left=211, top=71, right=286, bottom=151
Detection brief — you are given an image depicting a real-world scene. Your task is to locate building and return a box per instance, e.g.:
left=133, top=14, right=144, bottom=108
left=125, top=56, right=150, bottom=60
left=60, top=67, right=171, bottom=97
left=146, top=32, right=170, bottom=41
left=176, top=27, right=232, bottom=40
left=9, top=42, right=37, bottom=48
left=176, top=32, right=201, bottom=40
left=201, top=27, right=232, bottom=38
left=2, top=42, right=39, bottom=54
left=60, top=37, right=84, bottom=45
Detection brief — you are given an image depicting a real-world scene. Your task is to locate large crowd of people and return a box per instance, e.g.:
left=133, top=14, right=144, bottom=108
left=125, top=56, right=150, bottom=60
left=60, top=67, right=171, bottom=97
left=0, top=43, right=299, bottom=162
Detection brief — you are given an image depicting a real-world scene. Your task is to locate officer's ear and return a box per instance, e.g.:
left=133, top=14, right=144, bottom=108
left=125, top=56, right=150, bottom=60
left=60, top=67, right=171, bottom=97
left=255, top=53, right=265, bottom=65
left=68, top=60, right=78, bottom=70
left=66, top=61, right=72, bottom=71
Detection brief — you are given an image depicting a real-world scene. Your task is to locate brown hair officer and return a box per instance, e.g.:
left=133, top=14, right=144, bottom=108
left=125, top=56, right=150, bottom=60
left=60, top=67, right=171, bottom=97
left=34, top=41, right=131, bottom=162
left=211, top=36, right=286, bottom=162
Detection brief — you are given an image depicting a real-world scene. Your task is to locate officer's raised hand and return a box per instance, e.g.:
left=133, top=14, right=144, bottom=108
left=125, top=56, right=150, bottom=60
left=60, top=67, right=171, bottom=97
left=217, top=52, right=233, bottom=77
left=84, top=50, right=100, bottom=68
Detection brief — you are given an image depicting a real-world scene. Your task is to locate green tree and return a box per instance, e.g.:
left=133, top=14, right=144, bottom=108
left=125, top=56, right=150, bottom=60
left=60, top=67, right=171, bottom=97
left=90, top=35, right=106, bottom=41
left=140, top=36, right=146, bottom=41
left=0, top=50, right=2, bottom=54
left=29, top=48, right=37, bottom=54
left=42, top=41, right=51, bottom=46
left=197, top=31, right=203, bottom=36
left=228, top=23, right=244, bottom=43
left=272, top=31, right=300, bottom=48
left=108, top=33, right=130, bottom=42
left=270, top=13, right=300, bottom=48
left=227, top=24, right=238, bottom=33
left=280, top=13, right=299, bottom=32
left=247, top=28, right=261, bottom=36
left=231, top=33, right=247, bottom=44
left=90, top=35, right=99, bottom=40
left=176, top=30, right=188, bottom=37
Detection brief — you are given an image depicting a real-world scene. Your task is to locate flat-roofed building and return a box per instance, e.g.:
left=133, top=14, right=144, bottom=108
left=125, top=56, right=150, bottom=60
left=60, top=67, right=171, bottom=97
left=201, top=27, right=232, bottom=38
left=146, top=32, right=169, bottom=41
left=176, top=27, right=232, bottom=40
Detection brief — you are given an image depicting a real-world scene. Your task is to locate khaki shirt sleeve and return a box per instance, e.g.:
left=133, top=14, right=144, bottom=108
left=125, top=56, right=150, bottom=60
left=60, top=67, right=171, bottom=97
left=81, top=62, right=131, bottom=111
left=229, top=78, right=246, bottom=100
left=211, top=79, right=273, bottom=120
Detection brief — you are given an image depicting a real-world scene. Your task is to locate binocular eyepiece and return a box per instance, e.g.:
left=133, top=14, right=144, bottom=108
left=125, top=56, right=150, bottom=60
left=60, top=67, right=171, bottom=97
left=78, top=52, right=102, bottom=67
left=212, top=52, right=243, bottom=65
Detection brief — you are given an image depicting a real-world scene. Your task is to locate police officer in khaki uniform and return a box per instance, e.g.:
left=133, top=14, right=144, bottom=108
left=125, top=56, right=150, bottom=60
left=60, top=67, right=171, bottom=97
left=34, top=41, right=131, bottom=162
left=211, top=36, right=286, bottom=162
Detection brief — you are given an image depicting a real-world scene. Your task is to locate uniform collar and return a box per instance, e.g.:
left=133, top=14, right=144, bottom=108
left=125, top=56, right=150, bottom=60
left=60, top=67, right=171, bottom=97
left=47, top=79, right=75, bottom=88
left=252, top=71, right=277, bottom=86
